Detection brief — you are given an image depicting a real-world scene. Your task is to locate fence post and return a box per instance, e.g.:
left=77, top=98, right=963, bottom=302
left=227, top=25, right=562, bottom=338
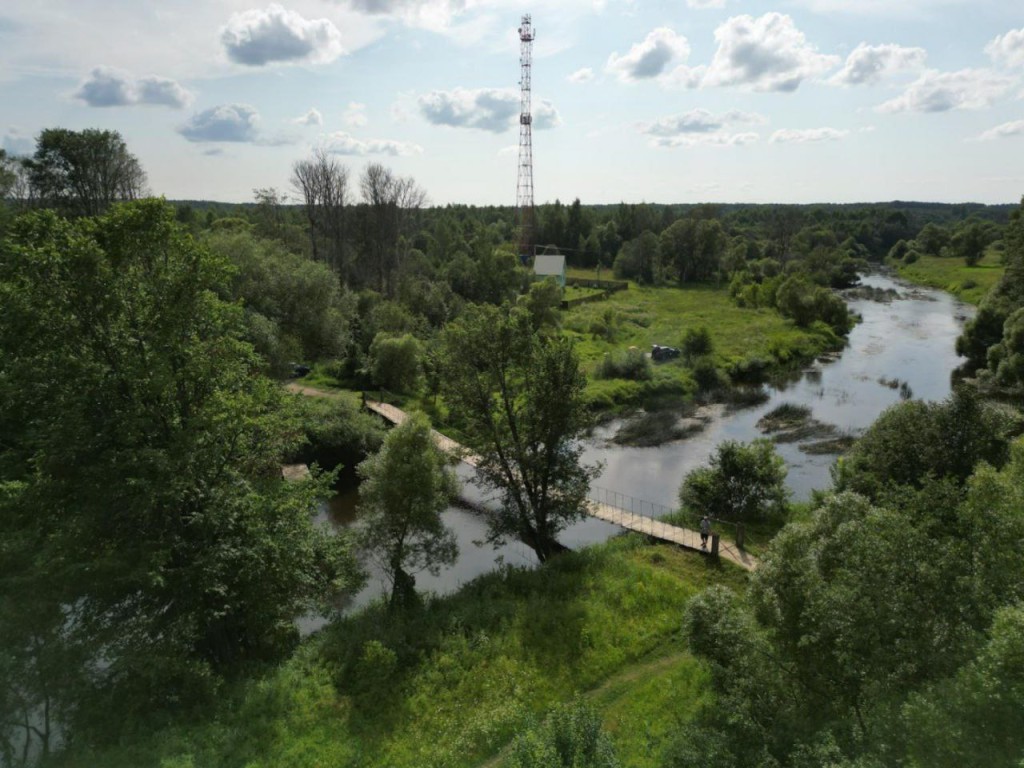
left=736, top=524, right=745, bottom=550
left=710, top=533, right=720, bottom=557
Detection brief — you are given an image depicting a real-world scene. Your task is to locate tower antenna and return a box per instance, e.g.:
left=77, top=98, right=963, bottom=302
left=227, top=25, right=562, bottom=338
left=515, top=13, right=535, bottom=264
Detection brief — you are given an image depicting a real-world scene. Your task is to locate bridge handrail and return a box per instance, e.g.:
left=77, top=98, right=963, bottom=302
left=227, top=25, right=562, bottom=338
left=587, top=485, right=741, bottom=531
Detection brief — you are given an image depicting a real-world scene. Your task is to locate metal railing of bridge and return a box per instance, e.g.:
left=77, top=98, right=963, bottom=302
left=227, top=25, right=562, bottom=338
left=587, top=486, right=747, bottom=550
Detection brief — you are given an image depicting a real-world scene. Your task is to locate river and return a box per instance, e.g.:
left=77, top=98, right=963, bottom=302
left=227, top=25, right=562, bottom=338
left=307, top=273, right=973, bottom=623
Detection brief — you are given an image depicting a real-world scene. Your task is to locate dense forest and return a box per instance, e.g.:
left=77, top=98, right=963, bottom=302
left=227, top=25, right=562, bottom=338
left=2, top=128, right=1024, bottom=767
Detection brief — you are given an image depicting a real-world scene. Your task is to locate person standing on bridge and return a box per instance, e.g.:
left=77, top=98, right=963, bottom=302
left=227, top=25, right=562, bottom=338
left=700, top=515, right=711, bottom=550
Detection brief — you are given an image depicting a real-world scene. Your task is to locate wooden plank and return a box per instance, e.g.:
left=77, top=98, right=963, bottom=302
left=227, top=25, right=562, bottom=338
left=365, top=400, right=481, bottom=467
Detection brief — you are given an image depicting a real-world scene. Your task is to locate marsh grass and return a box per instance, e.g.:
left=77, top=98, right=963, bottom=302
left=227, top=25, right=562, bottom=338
left=611, top=409, right=706, bottom=447
left=757, top=403, right=813, bottom=433
left=801, top=433, right=858, bottom=455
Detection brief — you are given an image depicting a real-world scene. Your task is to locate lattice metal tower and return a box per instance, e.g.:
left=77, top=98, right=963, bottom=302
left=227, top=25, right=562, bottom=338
left=515, top=14, right=535, bottom=263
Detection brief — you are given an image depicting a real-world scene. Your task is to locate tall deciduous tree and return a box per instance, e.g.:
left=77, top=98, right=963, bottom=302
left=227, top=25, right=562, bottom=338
left=0, top=200, right=361, bottom=747
left=950, top=219, right=995, bottom=266
left=439, top=304, right=598, bottom=562
left=25, top=128, right=146, bottom=217
left=0, top=149, right=16, bottom=200
left=359, top=162, right=426, bottom=296
left=356, top=414, right=458, bottom=608
left=291, top=148, right=350, bottom=279
left=679, top=439, right=788, bottom=522
left=207, top=228, right=355, bottom=373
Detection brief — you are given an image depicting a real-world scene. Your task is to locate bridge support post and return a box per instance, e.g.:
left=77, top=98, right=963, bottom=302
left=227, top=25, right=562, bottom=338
left=710, top=533, right=720, bottom=557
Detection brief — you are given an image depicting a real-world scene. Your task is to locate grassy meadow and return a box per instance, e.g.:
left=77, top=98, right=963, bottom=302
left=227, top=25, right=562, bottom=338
left=896, top=251, right=1005, bottom=305
left=52, top=536, right=749, bottom=768
left=562, top=271, right=842, bottom=410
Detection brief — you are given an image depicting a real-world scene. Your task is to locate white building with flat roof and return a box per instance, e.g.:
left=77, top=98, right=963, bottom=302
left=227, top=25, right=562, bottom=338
left=533, top=254, right=566, bottom=288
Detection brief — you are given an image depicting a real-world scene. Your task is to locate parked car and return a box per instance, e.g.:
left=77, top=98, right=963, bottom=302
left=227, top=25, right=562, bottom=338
left=651, top=344, right=681, bottom=362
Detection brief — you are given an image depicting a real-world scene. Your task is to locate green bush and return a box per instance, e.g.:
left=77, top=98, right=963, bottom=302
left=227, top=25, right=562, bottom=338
left=680, top=439, right=789, bottom=522
left=584, top=379, right=644, bottom=410
left=690, top=356, right=725, bottom=392
left=368, top=333, right=424, bottom=393
left=289, top=395, right=385, bottom=479
left=681, top=326, right=714, bottom=361
left=594, top=348, right=652, bottom=381
left=507, top=698, right=620, bottom=768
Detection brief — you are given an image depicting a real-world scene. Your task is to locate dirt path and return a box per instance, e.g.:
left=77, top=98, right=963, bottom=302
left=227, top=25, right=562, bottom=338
left=284, top=381, right=343, bottom=398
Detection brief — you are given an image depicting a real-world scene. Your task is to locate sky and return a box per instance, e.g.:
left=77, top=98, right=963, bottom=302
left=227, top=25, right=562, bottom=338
left=2, top=0, right=1023, bottom=206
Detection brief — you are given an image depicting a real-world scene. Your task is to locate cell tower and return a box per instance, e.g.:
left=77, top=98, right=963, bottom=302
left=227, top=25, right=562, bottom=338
left=515, top=14, right=535, bottom=264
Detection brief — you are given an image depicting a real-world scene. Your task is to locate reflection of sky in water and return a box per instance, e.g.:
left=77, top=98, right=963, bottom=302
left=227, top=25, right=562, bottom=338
left=303, top=274, right=973, bottom=630
left=572, top=274, right=973, bottom=517
left=302, top=466, right=538, bottom=632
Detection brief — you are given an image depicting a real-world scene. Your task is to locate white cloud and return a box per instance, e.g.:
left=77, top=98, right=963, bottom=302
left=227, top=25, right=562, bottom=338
left=877, top=68, right=1015, bottom=113
left=704, top=13, right=839, bottom=92
left=641, top=109, right=762, bottom=147
left=343, top=102, right=368, bottom=127
left=687, top=0, right=727, bottom=8
left=221, top=4, right=344, bottom=66
left=770, top=127, right=850, bottom=143
left=787, top=0, right=970, bottom=17
left=292, top=108, right=324, bottom=126
left=567, top=67, right=595, bottom=84
left=417, top=87, right=559, bottom=132
left=662, top=64, right=707, bottom=89
left=641, top=109, right=765, bottom=137
left=321, top=131, right=422, bottom=156
left=650, top=132, right=759, bottom=148
left=829, top=43, right=927, bottom=86
left=72, top=67, right=193, bottom=108
left=975, top=119, right=1024, bottom=141
left=178, top=104, right=260, bottom=143
left=986, top=27, right=1024, bottom=69
left=606, top=28, right=691, bottom=83
left=346, top=0, right=467, bottom=32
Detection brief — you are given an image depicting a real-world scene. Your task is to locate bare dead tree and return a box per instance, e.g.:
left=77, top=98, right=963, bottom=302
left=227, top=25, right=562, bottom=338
left=359, top=162, right=427, bottom=296
left=291, top=148, right=351, bottom=281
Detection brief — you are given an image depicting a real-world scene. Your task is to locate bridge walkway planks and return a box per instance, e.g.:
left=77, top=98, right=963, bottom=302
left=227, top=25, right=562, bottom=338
left=362, top=397, right=757, bottom=571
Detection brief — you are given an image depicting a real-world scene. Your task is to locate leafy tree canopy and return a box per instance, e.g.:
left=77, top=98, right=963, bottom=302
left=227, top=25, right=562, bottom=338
left=0, top=200, right=361, bottom=749
left=439, top=303, right=598, bottom=561
left=679, top=439, right=788, bottom=522
left=356, top=413, right=458, bottom=608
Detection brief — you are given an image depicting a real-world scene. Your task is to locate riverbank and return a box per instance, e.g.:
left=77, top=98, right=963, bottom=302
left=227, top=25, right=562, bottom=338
left=49, top=536, right=749, bottom=768
left=895, top=251, right=1004, bottom=305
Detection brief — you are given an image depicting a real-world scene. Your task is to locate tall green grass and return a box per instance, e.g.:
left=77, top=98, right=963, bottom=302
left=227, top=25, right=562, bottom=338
left=896, top=252, right=1004, bottom=305
left=562, top=282, right=842, bottom=410
left=51, top=537, right=748, bottom=768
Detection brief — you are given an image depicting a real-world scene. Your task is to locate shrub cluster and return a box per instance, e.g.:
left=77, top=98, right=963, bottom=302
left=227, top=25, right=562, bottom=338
left=594, top=347, right=652, bottom=381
